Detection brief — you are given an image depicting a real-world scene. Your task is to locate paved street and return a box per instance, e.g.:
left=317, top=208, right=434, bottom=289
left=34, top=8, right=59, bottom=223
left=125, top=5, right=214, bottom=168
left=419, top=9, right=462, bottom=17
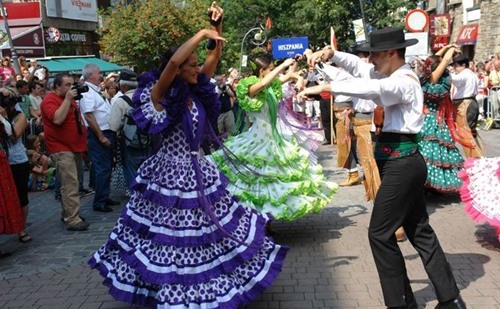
left=1, top=129, right=499, bottom=309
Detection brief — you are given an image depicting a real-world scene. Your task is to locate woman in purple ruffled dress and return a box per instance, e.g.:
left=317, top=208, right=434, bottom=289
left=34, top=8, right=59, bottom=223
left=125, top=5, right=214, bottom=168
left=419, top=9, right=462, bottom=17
left=89, top=4, right=288, bottom=308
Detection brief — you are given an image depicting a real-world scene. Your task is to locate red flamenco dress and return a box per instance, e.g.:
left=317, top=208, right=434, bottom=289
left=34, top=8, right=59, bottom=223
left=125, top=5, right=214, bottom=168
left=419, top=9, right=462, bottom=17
left=0, top=147, right=24, bottom=235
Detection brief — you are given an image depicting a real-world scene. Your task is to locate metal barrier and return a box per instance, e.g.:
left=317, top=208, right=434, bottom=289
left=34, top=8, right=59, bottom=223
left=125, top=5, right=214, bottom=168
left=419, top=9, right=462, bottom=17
left=488, top=85, right=500, bottom=122
left=476, top=86, right=500, bottom=130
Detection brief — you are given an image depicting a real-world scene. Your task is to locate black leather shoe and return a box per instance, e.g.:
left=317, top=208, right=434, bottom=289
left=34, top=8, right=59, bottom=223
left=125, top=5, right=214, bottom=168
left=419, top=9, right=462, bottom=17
left=435, top=295, right=466, bottom=309
left=93, top=205, right=113, bottom=212
left=387, top=300, right=418, bottom=309
left=105, top=199, right=121, bottom=206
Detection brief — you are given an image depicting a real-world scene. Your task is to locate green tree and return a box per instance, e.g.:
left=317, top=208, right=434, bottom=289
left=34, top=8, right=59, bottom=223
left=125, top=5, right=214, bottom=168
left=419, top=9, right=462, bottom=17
left=99, top=0, right=209, bottom=72
left=99, top=0, right=420, bottom=73
left=364, top=0, right=419, bottom=29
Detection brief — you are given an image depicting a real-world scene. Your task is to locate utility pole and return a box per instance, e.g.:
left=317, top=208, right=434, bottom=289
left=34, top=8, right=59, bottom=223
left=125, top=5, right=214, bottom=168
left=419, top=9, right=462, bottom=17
left=358, top=0, right=369, bottom=42
left=0, top=0, right=21, bottom=75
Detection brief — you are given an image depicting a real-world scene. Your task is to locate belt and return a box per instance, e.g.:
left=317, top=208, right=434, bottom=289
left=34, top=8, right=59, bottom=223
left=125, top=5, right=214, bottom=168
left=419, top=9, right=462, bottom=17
left=354, top=112, right=373, bottom=119
left=375, top=133, right=419, bottom=160
left=334, top=101, right=353, bottom=108
left=378, top=132, right=417, bottom=143
left=453, top=97, right=474, bottom=101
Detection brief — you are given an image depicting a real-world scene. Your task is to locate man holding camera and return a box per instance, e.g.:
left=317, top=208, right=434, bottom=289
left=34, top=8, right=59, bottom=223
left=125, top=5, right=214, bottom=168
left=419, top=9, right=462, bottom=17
left=79, top=63, right=119, bottom=213
left=41, top=73, right=89, bottom=231
left=214, top=74, right=236, bottom=137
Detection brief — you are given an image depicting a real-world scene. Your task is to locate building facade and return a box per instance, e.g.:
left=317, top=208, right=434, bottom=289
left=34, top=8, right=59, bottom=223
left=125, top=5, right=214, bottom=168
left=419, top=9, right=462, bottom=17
left=427, top=0, right=500, bottom=62
left=1, top=0, right=102, bottom=59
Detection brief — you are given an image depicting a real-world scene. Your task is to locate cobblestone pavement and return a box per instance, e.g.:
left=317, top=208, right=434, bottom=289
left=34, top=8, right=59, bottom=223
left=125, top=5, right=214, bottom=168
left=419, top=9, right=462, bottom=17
left=1, top=129, right=499, bottom=309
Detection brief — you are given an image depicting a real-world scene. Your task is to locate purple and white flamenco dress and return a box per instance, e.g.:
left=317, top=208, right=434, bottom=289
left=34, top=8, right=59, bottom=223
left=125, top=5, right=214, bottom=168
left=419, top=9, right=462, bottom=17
left=88, top=72, right=288, bottom=308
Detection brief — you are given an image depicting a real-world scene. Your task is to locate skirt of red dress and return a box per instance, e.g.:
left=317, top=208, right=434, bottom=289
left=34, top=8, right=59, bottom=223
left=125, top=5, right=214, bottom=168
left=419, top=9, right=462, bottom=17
left=0, top=150, right=24, bottom=234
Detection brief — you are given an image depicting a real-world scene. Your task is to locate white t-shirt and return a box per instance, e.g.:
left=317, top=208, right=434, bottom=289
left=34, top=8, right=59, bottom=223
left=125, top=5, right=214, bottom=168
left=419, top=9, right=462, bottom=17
left=79, top=82, right=111, bottom=130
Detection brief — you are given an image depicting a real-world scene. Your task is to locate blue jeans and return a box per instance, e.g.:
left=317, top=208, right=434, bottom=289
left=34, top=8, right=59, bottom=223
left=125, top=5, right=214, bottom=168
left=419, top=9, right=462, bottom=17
left=121, top=143, right=149, bottom=189
left=87, top=129, right=114, bottom=209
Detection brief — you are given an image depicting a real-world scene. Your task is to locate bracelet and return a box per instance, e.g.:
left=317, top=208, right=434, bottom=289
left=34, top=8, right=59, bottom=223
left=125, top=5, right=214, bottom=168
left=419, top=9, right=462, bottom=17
left=207, top=11, right=222, bottom=26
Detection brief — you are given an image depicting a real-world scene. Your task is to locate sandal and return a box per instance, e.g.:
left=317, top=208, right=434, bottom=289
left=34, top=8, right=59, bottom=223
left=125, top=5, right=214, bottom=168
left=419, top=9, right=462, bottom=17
left=19, top=234, right=33, bottom=243
left=0, top=251, right=12, bottom=258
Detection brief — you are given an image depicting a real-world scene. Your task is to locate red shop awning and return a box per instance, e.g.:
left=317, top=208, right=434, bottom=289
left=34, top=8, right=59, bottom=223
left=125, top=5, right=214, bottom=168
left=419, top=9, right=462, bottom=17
left=456, top=24, right=479, bottom=45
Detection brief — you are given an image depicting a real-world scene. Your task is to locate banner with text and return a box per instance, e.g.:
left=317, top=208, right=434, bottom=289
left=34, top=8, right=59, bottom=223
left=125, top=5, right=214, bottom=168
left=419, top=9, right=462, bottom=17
left=271, top=37, right=308, bottom=59
left=46, top=0, right=98, bottom=22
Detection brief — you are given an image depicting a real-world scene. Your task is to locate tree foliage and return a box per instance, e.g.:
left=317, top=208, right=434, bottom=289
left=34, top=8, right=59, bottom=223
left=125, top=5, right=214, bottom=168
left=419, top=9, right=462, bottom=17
left=100, top=0, right=420, bottom=73
left=99, top=0, right=209, bottom=72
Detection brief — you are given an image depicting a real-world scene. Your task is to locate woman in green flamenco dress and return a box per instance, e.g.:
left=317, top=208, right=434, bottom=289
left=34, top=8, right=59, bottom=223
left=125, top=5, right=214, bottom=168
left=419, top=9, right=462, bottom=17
left=417, top=46, right=464, bottom=193
left=212, top=55, right=337, bottom=221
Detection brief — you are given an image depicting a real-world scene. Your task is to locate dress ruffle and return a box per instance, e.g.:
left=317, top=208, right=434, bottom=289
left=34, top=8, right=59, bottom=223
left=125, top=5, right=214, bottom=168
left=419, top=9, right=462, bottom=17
left=132, top=71, right=220, bottom=137
left=236, top=77, right=282, bottom=112
left=458, top=157, right=500, bottom=239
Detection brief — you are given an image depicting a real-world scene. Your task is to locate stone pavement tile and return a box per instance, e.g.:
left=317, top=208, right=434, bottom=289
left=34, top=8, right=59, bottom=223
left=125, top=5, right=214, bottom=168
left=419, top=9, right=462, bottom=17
left=272, top=292, right=305, bottom=301
left=3, top=296, right=37, bottom=308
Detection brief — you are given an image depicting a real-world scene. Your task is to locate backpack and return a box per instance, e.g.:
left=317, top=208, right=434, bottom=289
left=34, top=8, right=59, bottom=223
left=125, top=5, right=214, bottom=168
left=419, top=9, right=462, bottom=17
left=120, top=95, right=150, bottom=149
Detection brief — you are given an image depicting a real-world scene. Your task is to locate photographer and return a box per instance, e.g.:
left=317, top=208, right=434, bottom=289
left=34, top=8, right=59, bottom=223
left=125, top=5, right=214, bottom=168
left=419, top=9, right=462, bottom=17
left=214, top=74, right=236, bottom=137
left=40, top=73, right=89, bottom=231
left=0, top=87, right=32, bottom=243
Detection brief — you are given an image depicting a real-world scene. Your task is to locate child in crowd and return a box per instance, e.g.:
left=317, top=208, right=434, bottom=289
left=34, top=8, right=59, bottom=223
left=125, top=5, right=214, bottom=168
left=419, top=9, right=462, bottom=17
left=25, top=134, right=55, bottom=191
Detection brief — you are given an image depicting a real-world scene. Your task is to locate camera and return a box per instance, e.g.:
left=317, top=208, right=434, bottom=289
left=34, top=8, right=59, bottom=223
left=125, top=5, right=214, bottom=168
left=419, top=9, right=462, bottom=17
left=72, top=82, right=89, bottom=100
left=0, top=92, right=23, bottom=108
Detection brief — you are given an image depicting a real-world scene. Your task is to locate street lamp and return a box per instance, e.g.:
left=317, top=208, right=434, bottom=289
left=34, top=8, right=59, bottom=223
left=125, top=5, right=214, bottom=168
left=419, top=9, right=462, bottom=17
left=239, top=25, right=267, bottom=75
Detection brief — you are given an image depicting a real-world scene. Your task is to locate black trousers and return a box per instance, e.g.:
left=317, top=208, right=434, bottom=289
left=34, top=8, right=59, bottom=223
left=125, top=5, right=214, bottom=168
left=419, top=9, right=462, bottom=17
left=319, top=98, right=335, bottom=142
left=369, top=150, right=459, bottom=307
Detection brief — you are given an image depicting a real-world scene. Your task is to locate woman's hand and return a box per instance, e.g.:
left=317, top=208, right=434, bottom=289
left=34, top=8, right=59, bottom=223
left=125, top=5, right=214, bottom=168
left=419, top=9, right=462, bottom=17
left=296, top=88, right=313, bottom=102
left=207, top=1, right=224, bottom=24
left=282, top=58, right=296, bottom=68
left=202, top=29, right=226, bottom=43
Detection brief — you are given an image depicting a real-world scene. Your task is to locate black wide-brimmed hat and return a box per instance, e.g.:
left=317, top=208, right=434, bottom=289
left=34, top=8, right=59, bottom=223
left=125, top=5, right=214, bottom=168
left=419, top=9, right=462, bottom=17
left=356, top=27, right=418, bottom=52
left=118, top=69, right=138, bottom=82
left=452, top=54, right=469, bottom=64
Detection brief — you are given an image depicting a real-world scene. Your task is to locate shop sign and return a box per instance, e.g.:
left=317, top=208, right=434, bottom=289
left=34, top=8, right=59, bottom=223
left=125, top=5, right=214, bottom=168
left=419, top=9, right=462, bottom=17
left=45, top=28, right=87, bottom=44
left=46, top=0, right=98, bottom=23
left=0, top=2, right=41, bottom=20
left=432, top=36, right=449, bottom=51
left=429, top=14, right=451, bottom=37
left=45, top=27, right=61, bottom=44
left=59, top=33, right=87, bottom=43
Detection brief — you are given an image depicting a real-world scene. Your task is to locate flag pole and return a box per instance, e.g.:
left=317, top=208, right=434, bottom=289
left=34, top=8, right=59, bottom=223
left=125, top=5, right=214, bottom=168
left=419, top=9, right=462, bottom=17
left=329, top=26, right=336, bottom=145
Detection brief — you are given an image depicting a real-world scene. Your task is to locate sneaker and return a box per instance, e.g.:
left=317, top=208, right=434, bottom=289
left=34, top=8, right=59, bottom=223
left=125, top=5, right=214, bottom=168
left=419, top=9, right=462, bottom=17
left=66, top=221, right=90, bottom=231
left=79, top=188, right=94, bottom=197
left=61, top=215, right=87, bottom=223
